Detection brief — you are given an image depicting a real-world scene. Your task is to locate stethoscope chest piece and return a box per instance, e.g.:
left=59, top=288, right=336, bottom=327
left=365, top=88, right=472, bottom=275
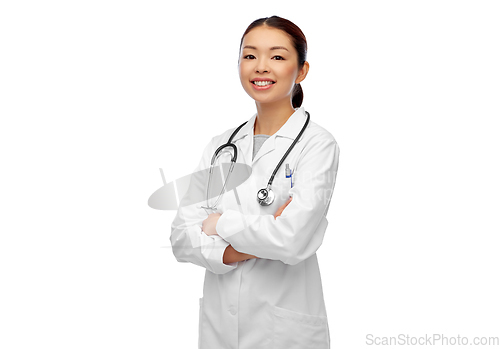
left=257, top=185, right=275, bottom=206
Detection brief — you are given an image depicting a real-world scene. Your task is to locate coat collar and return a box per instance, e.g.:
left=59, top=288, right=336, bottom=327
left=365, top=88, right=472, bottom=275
left=231, top=106, right=308, bottom=142
left=230, top=107, right=309, bottom=165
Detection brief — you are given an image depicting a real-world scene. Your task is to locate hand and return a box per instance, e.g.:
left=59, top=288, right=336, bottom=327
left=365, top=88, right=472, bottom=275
left=274, top=196, right=292, bottom=219
left=202, top=213, right=221, bottom=236
left=223, top=245, right=258, bottom=264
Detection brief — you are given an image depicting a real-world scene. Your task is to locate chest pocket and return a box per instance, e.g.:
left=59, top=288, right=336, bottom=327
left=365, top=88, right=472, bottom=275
left=273, top=169, right=293, bottom=203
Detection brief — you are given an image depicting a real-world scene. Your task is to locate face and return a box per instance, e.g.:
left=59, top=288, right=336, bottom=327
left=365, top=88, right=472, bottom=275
left=238, top=26, right=308, bottom=106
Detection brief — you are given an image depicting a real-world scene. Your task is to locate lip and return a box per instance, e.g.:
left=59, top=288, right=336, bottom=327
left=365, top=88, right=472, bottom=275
left=250, top=78, right=276, bottom=90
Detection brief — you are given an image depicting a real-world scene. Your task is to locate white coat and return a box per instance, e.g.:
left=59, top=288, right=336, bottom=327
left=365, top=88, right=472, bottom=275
left=171, top=106, right=340, bottom=349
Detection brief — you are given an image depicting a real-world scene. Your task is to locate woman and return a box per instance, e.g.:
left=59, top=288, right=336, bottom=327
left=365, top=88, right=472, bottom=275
left=171, top=16, right=340, bottom=349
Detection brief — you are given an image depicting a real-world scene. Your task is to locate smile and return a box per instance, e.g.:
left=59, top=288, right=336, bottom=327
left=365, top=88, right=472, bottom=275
left=252, top=81, right=275, bottom=86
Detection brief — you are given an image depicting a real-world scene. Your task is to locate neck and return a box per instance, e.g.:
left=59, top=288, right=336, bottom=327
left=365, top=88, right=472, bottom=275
left=253, top=99, right=297, bottom=136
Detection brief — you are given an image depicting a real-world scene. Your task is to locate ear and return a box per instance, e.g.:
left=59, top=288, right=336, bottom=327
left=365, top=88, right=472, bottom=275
left=295, top=61, right=309, bottom=84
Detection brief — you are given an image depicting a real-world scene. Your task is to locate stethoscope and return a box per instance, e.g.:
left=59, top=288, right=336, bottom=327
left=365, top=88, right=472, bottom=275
left=201, top=111, right=310, bottom=211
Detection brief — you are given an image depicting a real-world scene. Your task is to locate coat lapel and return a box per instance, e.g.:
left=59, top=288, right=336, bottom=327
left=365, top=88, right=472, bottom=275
left=252, top=135, right=276, bottom=164
left=230, top=106, right=308, bottom=166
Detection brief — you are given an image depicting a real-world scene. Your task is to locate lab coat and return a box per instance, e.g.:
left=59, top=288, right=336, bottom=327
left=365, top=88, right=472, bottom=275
left=171, top=106, right=340, bottom=349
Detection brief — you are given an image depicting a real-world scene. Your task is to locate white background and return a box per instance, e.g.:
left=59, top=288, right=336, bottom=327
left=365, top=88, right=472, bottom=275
left=1, top=0, right=499, bottom=348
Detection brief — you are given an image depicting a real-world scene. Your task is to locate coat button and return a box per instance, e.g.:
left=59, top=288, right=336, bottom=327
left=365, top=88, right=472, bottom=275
left=229, top=306, right=237, bottom=315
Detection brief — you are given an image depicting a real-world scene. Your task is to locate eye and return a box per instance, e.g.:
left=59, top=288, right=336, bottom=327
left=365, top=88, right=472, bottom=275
left=272, top=56, right=285, bottom=60
left=243, top=54, right=256, bottom=59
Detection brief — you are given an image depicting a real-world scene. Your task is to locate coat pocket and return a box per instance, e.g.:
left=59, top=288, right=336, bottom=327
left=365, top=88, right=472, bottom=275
left=271, top=305, right=329, bottom=349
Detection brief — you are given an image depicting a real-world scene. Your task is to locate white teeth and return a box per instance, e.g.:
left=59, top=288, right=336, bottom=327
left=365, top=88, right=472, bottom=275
left=253, top=80, right=274, bottom=86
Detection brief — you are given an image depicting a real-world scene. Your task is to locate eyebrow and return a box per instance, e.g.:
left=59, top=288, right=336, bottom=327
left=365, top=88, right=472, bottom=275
left=242, top=45, right=289, bottom=52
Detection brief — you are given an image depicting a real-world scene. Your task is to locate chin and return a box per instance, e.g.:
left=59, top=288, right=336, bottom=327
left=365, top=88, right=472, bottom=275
left=251, top=96, right=276, bottom=105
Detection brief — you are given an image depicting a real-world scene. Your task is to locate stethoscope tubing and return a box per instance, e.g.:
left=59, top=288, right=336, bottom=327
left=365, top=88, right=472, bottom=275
left=205, top=111, right=310, bottom=209
left=266, top=111, right=309, bottom=187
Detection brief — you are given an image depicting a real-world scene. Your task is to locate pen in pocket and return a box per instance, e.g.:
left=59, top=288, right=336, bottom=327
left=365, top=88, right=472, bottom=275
left=285, top=163, right=293, bottom=188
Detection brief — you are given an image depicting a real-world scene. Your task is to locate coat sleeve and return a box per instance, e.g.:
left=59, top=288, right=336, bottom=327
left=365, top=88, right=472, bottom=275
left=216, top=138, right=340, bottom=265
left=170, top=137, right=238, bottom=274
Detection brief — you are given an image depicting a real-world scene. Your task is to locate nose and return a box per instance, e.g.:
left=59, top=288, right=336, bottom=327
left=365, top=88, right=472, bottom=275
left=255, top=60, right=269, bottom=74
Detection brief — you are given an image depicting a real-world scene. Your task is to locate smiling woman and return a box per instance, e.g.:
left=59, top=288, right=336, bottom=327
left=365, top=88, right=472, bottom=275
left=170, top=15, right=340, bottom=349
left=238, top=19, right=309, bottom=133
